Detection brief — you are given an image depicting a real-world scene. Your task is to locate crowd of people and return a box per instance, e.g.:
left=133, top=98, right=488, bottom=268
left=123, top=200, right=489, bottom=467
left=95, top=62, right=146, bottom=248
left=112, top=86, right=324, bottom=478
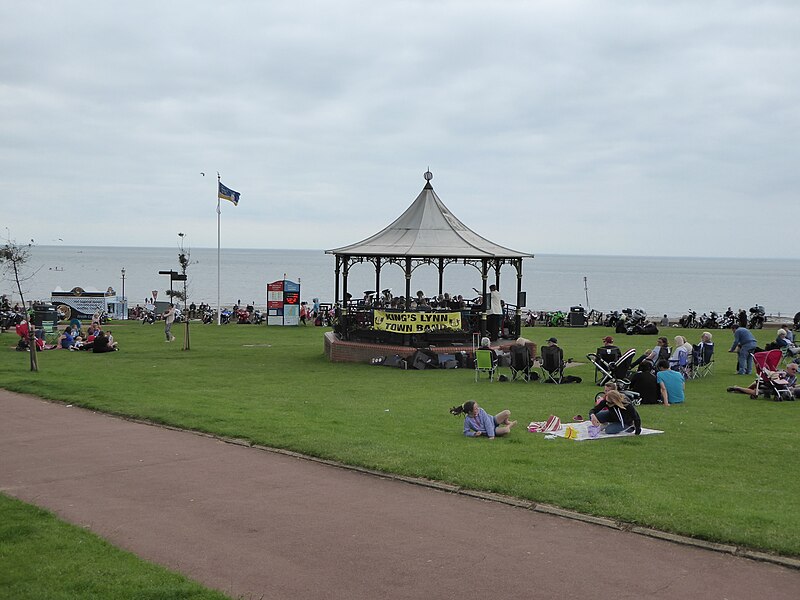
left=452, top=321, right=800, bottom=439
left=12, top=313, right=120, bottom=354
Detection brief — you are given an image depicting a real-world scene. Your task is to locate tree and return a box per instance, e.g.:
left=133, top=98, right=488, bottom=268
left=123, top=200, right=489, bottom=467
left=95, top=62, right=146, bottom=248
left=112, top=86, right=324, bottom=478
left=0, top=236, right=38, bottom=371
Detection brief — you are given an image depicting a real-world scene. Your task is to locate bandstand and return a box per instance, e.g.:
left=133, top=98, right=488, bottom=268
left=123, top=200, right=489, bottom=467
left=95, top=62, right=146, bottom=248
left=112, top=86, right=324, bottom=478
left=324, top=171, right=533, bottom=362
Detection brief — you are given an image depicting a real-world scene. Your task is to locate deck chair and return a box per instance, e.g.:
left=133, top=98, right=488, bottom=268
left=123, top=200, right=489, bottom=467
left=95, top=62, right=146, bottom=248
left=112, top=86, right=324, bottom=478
left=752, top=349, right=792, bottom=399
left=691, top=342, right=714, bottom=378
left=539, top=344, right=565, bottom=384
left=474, top=349, right=497, bottom=382
left=509, top=344, right=533, bottom=382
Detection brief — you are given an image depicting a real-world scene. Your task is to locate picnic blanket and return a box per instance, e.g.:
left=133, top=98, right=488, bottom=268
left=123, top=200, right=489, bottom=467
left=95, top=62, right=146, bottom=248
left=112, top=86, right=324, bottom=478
left=528, top=419, right=663, bottom=441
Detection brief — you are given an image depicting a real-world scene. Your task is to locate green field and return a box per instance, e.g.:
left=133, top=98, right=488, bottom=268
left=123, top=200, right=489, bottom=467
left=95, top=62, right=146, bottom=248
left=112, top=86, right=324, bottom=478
left=0, top=493, right=230, bottom=600
left=2, top=321, right=798, bottom=559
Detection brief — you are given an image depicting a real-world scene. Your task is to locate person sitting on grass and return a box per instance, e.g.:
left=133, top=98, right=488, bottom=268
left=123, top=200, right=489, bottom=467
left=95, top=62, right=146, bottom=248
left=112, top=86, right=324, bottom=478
left=449, top=400, right=516, bottom=439
left=589, top=390, right=641, bottom=435
left=595, top=381, right=617, bottom=404
left=632, top=336, right=670, bottom=368
left=57, top=325, right=75, bottom=350
left=656, top=359, right=685, bottom=406
left=89, top=329, right=118, bottom=353
left=629, top=360, right=661, bottom=404
left=727, top=362, right=799, bottom=398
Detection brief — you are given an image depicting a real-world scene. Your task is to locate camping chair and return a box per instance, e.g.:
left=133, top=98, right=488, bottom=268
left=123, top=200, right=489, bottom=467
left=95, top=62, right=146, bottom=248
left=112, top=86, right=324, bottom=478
left=691, top=342, right=714, bottom=379
left=779, top=344, right=800, bottom=368
left=668, top=347, right=691, bottom=379
left=539, top=344, right=565, bottom=384
left=474, top=349, right=497, bottom=382
left=752, top=349, right=792, bottom=399
left=592, top=346, right=621, bottom=384
left=510, top=344, right=533, bottom=382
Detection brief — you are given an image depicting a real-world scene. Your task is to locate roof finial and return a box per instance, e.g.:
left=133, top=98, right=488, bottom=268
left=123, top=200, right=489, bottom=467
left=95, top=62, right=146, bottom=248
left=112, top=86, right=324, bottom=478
left=424, top=168, right=433, bottom=182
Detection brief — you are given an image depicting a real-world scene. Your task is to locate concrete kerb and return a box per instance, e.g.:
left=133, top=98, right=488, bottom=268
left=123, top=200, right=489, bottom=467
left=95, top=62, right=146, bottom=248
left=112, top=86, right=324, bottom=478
left=53, top=401, right=800, bottom=572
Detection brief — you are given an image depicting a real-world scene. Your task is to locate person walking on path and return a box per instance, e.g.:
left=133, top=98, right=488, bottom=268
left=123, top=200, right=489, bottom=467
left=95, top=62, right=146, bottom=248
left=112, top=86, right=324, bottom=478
left=163, top=304, right=176, bottom=342
left=729, top=324, right=757, bottom=375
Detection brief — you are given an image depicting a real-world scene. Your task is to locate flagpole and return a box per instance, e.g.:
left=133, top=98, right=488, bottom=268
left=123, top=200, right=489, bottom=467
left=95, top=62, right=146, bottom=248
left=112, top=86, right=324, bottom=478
left=217, top=172, right=221, bottom=326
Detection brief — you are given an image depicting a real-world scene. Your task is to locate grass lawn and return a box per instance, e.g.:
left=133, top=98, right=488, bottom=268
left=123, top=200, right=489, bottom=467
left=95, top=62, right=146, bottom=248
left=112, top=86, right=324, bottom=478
left=1, top=321, right=798, bottom=559
left=0, top=494, right=231, bottom=600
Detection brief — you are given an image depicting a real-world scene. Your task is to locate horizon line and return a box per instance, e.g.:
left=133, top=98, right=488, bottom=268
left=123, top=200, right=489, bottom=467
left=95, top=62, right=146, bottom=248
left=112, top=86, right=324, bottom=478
left=26, top=244, right=799, bottom=262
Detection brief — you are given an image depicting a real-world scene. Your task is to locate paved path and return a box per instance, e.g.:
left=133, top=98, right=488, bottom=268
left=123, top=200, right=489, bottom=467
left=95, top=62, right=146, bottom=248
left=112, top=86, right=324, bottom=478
left=1, top=390, right=798, bottom=599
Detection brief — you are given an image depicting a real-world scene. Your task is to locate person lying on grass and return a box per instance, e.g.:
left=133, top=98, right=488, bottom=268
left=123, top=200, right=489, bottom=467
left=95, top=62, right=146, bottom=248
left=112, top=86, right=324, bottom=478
left=589, top=390, right=641, bottom=435
left=727, top=362, right=799, bottom=398
left=450, top=400, right=517, bottom=439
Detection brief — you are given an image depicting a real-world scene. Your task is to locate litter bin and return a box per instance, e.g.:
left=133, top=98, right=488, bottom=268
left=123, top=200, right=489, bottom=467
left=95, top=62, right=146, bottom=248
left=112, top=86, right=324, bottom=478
left=568, top=306, right=587, bottom=327
left=32, top=303, right=59, bottom=333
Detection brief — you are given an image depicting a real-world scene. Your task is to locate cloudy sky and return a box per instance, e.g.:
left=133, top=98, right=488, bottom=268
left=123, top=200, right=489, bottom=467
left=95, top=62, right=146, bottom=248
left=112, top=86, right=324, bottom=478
left=2, top=1, right=798, bottom=258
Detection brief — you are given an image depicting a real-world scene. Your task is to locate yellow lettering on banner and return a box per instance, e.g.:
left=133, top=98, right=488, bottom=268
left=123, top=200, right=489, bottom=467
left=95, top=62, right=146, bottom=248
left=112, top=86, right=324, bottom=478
left=373, top=310, right=462, bottom=334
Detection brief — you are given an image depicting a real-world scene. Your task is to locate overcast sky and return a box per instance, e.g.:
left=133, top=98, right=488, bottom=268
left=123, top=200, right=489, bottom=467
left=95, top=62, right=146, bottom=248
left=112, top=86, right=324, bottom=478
left=2, top=1, right=798, bottom=258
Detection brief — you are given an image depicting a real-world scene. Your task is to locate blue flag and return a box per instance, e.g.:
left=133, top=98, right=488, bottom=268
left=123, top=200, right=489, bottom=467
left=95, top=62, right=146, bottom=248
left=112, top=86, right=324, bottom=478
left=218, top=182, right=240, bottom=205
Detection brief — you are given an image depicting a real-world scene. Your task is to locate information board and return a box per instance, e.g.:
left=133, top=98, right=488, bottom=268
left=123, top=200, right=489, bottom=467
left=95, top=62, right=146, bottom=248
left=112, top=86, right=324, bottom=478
left=266, top=279, right=301, bottom=326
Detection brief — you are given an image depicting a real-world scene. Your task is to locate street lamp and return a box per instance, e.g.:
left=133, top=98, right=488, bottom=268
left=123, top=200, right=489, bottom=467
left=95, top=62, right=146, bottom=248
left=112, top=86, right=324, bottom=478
left=121, top=267, right=128, bottom=320
left=120, top=268, right=126, bottom=319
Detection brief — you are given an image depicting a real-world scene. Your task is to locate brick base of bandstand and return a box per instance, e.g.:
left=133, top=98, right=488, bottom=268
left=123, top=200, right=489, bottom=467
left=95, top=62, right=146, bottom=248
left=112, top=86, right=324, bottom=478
left=324, top=331, right=537, bottom=364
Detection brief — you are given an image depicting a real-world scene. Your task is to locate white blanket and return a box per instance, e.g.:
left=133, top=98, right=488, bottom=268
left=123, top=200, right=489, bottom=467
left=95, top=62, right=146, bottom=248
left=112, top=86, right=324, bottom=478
left=547, top=420, right=663, bottom=441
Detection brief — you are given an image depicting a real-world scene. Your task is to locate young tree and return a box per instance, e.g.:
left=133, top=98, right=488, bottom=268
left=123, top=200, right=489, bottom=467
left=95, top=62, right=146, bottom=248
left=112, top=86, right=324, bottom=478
left=0, top=236, right=38, bottom=371
left=164, top=233, right=192, bottom=350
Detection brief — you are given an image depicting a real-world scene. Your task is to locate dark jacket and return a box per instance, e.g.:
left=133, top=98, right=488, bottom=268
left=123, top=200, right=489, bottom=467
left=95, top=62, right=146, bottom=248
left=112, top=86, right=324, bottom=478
left=630, top=371, right=660, bottom=404
left=590, top=399, right=641, bottom=434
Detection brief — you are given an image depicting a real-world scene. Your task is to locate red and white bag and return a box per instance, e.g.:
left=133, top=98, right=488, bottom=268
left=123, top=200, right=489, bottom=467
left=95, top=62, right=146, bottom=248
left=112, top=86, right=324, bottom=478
left=543, top=415, right=562, bottom=432
left=528, top=415, right=562, bottom=433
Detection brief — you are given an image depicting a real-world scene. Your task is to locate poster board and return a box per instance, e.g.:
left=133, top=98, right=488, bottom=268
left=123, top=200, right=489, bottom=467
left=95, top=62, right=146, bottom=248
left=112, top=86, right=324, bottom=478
left=266, top=279, right=300, bottom=326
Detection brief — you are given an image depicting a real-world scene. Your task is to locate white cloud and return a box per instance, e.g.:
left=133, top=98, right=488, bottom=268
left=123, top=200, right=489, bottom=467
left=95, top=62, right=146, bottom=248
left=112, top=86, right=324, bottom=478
left=1, top=1, right=799, bottom=258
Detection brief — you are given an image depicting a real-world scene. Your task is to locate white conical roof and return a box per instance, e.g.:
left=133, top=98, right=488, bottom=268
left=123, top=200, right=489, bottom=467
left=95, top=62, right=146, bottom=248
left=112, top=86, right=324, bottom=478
left=327, top=180, right=532, bottom=259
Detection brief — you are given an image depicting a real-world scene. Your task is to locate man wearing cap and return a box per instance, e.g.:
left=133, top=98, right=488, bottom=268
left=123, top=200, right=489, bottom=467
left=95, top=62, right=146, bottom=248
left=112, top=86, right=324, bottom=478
left=598, top=336, right=621, bottom=364
left=546, top=336, right=558, bottom=346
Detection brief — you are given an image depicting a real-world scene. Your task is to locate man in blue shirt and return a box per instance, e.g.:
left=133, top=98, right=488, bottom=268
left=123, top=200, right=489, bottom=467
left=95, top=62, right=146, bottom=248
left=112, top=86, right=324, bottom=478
left=656, top=359, right=685, bottom=405
left=729, top=324, right=758, bottom=375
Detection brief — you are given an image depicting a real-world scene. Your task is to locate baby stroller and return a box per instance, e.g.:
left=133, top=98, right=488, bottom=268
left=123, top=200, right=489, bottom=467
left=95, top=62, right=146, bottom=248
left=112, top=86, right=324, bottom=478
left=587, top=347, right=636, bottom=386
left=752, top=349, right=794, bottom=400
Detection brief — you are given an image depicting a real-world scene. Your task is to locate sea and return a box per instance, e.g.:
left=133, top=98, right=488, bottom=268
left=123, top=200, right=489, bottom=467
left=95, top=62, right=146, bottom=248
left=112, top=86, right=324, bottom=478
left=5, top=246, right=799, bottom=319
